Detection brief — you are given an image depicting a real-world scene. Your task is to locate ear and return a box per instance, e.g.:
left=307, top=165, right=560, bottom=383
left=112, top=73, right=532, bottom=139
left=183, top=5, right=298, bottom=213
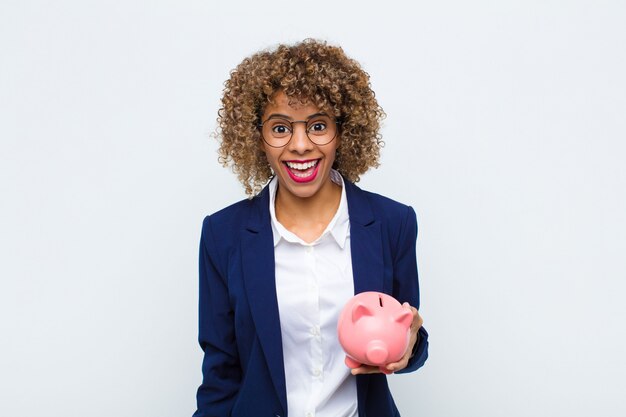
left=394, top=308, right=413, bottom=328
left=352, top=302, right=373, bottom=323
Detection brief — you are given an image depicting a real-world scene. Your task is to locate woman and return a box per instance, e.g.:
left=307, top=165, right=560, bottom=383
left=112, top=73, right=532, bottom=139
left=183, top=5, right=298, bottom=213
left=194, top=39, right=428, bottom=417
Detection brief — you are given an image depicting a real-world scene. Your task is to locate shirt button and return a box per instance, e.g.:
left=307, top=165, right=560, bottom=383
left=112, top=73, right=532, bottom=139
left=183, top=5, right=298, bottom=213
left=306, top=246, right=313, bottom=254
left=313, top=368, right=321, bottom=377
left=307, top=413, right=313, bottom=417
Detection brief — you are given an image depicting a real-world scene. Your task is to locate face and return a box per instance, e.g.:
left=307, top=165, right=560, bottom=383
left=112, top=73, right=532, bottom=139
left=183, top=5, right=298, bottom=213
left=260, top=91, right=340, bottom=201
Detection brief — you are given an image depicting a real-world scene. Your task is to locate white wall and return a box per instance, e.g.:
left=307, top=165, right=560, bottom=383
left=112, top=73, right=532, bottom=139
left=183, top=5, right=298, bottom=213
left=1, top=1, right=625, bottom=416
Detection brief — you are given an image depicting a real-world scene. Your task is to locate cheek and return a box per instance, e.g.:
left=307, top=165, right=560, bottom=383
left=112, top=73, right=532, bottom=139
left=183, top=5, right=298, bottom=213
left=329, top=143, right=340, bottom=160
left=332, top=137, right=341, bottom=155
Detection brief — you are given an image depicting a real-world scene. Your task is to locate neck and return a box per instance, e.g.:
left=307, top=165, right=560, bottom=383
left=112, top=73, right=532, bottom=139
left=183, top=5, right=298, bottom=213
left=275, top=178, right=342, bottom=240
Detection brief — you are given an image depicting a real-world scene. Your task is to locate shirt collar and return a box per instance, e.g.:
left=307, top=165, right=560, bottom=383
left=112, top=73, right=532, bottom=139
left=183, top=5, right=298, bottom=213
left=269, top=169, right=350, bottom=248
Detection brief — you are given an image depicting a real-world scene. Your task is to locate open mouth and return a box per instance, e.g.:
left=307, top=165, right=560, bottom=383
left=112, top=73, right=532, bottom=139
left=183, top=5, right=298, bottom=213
left=283, top=159, right=321, bottom=183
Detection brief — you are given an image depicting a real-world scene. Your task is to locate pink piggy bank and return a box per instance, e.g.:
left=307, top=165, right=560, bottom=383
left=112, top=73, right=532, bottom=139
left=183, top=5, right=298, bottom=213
left=337, top=292, right=413, bottom=374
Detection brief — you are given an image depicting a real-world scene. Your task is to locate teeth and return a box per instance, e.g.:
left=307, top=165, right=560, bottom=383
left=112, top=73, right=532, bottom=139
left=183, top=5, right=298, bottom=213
left=285, top=160, right=318, bottom=170
left=293, top=170, right=312, bottom=178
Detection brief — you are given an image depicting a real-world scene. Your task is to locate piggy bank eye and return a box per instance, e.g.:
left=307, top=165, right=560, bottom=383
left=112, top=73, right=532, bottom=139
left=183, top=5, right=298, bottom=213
left=378, top=295, right=383, bottom=307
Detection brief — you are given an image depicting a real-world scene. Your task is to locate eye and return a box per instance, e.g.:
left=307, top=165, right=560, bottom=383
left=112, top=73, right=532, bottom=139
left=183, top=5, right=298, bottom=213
left=268, top=121, right=291, bottom=136
left=308, top=121, right=327, bottom=133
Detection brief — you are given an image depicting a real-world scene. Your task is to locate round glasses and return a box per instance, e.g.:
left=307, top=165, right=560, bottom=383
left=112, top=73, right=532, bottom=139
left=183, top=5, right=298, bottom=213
left=258, top=113, right=340, bottom=148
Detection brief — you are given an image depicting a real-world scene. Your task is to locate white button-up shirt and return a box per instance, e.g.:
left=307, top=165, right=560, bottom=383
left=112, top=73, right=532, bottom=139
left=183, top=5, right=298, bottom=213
left=269, top=170, right=358, bottom=417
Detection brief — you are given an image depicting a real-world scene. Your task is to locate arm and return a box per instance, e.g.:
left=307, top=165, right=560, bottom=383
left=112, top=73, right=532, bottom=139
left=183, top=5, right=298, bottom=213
left=193, top=216, right=242, bottom=417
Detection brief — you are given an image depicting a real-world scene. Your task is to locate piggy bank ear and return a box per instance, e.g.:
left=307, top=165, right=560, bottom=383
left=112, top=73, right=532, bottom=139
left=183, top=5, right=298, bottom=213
left=352, top=302, right=373, bottom=323
left=395, top=308, right=413, bottom=328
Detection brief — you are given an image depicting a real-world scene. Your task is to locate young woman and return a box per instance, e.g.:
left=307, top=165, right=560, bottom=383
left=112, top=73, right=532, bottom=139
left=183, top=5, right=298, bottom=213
left=193, top=39, right=428, bottom=417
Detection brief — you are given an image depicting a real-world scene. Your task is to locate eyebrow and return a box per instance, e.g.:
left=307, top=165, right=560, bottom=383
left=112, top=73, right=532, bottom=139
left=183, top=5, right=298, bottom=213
left=265, top=112, right=329, bottom=121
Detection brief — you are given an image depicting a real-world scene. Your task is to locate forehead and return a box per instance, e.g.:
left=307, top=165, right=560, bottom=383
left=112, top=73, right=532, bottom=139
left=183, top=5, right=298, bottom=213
left=262, top=91, right=321, bottom=117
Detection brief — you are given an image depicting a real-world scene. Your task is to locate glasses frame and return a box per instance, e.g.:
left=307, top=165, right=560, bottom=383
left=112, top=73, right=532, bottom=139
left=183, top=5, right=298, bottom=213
left=257, top=114, right=342, bottom=148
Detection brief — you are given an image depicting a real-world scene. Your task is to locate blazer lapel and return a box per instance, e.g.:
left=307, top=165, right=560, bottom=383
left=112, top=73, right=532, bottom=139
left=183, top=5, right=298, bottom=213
left=345, top=180, right=385, bottom=294
left=344, top=180, right=385, bottom=409
left=240, top=187, right=288, bottom=415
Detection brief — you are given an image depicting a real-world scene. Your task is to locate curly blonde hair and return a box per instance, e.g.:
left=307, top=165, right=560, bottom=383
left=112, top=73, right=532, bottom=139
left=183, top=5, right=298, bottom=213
left=217, top=39, right=385, bottom=196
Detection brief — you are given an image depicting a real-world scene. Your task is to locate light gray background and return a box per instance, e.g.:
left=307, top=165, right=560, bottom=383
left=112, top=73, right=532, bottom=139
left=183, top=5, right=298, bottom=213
left=1, top=0, right=625, bottom=416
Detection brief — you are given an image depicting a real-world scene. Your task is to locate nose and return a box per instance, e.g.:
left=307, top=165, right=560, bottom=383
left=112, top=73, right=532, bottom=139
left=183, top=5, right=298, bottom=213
left=287, top=122, right=313, bottom=153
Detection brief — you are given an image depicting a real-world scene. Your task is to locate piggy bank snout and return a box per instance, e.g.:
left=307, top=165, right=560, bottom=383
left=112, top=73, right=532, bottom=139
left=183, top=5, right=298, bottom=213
left=365, top=340, right=389, bottom=365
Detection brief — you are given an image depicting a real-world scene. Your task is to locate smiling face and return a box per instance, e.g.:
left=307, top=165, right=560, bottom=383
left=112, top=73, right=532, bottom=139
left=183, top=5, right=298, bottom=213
left=260, top=91, right=340, bottom=202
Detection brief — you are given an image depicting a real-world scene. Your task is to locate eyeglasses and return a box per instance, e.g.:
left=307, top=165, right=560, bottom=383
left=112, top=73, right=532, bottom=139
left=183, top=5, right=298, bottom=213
left=258, top=113, right=340, bottom=148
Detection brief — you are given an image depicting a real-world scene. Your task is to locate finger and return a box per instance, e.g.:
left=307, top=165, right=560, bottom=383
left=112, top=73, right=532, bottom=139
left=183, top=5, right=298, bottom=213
left=350, top=365, right=382, bottom=375
left=413, top=313, right=423, bottom=329
left=386, top=353, right=410, bottom=372
left=409, top=307, right=423, bottom=329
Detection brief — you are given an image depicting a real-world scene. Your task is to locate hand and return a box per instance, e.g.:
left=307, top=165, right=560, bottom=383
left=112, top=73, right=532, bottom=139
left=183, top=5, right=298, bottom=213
left=350, top=303, right=423, bottom=375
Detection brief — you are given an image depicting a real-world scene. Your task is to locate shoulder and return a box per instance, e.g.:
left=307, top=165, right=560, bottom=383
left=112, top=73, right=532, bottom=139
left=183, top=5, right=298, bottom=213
left=346, top=180, right=417, bottom=227
left=204, top=184, right=269, bottom=228
left=200, top=187, right=269, bottom=253
left=364, top=189, right=414, bottom=218
left=203, top=197, right=255, bottom=229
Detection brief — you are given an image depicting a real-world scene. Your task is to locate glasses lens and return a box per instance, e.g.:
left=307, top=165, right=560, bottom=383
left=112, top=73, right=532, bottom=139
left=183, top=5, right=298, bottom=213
left=262, top=118, right=292, bottom=147
left=307, top=116, right=337, bottom=145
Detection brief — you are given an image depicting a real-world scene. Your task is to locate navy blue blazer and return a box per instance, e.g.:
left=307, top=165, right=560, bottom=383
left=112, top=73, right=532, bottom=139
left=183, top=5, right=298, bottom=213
left=193, top=179, right=429, bottom=417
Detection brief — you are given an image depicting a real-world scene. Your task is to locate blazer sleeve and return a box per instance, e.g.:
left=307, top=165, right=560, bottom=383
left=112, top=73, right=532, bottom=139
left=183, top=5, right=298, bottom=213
left=391, top=205, right=429, bottom=374
left=193, top=216, right=242, bottom=417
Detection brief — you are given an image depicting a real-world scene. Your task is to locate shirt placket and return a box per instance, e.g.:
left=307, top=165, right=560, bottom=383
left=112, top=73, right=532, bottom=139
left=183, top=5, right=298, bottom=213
left=305, top=244, right=323, bottom=417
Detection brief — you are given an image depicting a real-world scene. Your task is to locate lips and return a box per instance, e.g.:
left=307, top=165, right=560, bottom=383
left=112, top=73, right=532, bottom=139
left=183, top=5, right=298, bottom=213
left=282, top=159, right=320, bottom=183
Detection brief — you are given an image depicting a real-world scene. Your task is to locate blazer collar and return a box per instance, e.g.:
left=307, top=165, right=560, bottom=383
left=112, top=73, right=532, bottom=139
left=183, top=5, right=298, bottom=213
left=244, top=185, right=271, bottom=232
left=344, top=179, right=375, bottom=226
